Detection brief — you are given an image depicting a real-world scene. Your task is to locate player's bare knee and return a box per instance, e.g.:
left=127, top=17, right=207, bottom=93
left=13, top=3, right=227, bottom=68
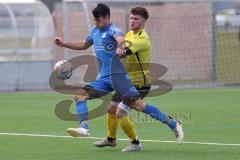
left=107, top=105, right=117, bottom=114
left=132, top=99, right=145, bottom=112
left=132, top=104, right=143, bottom=112
left=73, top=94, right=88, bottom=102
left=116, top=108, right=127, bottom=119
left=116, top=112, right=124, bottom=119
left=107, top=101, right=118, bottom=114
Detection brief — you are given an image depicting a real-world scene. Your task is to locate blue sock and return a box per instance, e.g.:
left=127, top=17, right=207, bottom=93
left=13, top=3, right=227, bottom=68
left=76, top=100, right=89, bottom=129
left=168, top=120, right=176, bottom=130
left=144, top=104, right=176, bottom=129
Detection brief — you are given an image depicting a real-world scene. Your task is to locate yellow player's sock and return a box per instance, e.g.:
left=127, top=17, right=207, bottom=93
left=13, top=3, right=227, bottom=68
left=107, top=113, right=118, bottom=139
left=119, top=115, right=137, bottom=141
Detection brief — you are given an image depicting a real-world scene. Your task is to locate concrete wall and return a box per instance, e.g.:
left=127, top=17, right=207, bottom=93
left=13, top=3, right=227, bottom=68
left=0, top=61, right=53, bottom=91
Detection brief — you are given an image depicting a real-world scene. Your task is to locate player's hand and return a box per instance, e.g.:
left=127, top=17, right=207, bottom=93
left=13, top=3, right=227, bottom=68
left=116, top=47, right=127, bottom=58
left=54, top=37, right=65, bottom=47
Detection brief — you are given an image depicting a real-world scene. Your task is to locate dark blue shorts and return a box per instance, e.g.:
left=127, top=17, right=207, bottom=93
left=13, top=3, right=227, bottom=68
left=85, top=73, right=140, bottom=105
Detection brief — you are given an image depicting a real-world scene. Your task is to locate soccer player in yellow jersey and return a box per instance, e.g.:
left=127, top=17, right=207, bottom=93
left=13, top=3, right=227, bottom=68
left=94, top=6, right=152, bottom=152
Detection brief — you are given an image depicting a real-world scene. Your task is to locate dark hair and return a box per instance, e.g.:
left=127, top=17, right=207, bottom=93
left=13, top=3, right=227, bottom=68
left=92, top=3, right=110, bottom=18
left=130, top=6, right=149, bottom=20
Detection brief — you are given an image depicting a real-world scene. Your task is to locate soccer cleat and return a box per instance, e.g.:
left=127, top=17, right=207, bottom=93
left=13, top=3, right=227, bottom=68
left=93, top=139, right=117, bottom=148
left=66, top=127, right=90, bottom=137
left=121, top=143, right=143, bottom=152
left=172, top=120, right=184, bottom=144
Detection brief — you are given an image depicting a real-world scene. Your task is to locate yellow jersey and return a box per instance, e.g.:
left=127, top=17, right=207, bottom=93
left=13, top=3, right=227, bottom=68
left=124, top=29, right=151, bottom=87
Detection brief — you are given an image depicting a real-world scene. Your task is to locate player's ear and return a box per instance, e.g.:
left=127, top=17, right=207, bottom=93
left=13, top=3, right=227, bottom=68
left=104, top=15, right=110, bottom=20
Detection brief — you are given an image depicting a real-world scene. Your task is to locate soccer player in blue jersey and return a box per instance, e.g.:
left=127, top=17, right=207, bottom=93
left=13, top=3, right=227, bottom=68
left=94, top=6, right=152, bottom=152
left=54, top=3, right=184, bottom=145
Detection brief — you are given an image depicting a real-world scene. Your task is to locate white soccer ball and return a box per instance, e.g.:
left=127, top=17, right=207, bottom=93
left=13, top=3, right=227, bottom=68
left=54, top=60, right=73, bottom=80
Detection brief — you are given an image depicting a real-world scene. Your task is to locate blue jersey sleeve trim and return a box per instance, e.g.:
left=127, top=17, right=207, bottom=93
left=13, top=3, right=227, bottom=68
left=85, top=27, right=96, bottom=43
left=110, top=25, right=124, bottom=38
left=85, top=35, right=93, bottom=43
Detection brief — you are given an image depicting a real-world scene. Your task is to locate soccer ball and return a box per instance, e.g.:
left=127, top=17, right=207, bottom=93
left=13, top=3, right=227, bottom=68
left=54, top=60, right=73, bottom=80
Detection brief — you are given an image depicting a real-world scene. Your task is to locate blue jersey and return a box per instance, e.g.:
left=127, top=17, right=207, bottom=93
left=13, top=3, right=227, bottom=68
left=84, top=24, right=140, bottom=103
left=86, top=24, right=126, bottom=77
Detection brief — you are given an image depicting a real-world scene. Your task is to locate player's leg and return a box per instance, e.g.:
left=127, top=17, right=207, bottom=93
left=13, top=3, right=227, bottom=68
left=113, top=73, right=184, bottom=144
left=119, top=116, right=142, bottom=152
left=106, top=93, right=122, bottom=141
left=67, top=86, right=101, bottom=137
left=110, top=92, right=139, bottom=144
left=94, top=92, right=140, bottom=149
left=117, top=98, right=184, bottom=144
left=120, top=86, right=151, bottom=151
left=111, top=74, right=143, bottom=151
left=93, top=101, right=118, bottom=147
left=135, top=99, right=184, bottom=144
left=107, top=102, right=119, bottom=140
left=67, top=79, right=113, bottom=137
left=111, top=72, right=141, bottom=144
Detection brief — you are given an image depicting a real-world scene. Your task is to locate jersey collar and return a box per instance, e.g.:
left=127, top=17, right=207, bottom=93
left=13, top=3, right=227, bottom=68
left=100, top=23, right=112, bottom=31
left=133, top=29, right=144, bottom=35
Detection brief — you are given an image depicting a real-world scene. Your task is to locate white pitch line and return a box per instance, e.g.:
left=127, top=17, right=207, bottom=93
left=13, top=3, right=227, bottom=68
left=0, top=132, right=240, bottom=147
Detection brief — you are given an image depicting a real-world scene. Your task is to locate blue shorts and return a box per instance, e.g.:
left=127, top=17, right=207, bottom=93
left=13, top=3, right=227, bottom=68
left=86, top=73, right=140, bottom=105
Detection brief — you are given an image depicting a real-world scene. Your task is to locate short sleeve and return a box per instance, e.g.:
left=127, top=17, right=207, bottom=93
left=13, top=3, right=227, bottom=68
left=85, top=27, right=94, bottom=43
left=129, top=37, right=149, bottom=54
left=110, top=26, right=124, bottom=39
left=85, top=34, right=93, bottom=43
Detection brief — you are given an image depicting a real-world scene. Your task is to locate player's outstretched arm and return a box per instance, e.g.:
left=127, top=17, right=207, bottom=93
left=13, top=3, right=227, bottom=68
left=54, top=37, right=92, bottom=50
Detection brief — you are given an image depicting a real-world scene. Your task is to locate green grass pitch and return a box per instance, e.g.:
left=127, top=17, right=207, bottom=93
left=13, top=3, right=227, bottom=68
left=0, top=88, right=240, bottom=160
